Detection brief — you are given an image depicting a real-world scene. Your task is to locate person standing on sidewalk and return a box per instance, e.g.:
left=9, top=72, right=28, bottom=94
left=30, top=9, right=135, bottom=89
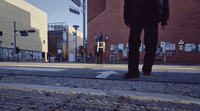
left=97, top=37, right=105, bottom=64
left=123, top=0, right=169, bottom=78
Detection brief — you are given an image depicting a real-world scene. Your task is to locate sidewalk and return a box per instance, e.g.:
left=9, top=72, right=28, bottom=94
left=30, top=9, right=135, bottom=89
left=0, top=73, right=200, bottom=111
left=0, top=83, right=200, bottom=111
left=1, top=60, right=200, bottom=66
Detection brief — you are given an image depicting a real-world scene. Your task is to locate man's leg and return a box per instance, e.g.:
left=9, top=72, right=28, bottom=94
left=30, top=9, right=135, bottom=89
left=142, top=23, right=158, bottom=74
left=128, top=21, right=144, bottom=76
left=100, top=49, right=103, bottom=64
left=97, top=50, right=100, bottom=64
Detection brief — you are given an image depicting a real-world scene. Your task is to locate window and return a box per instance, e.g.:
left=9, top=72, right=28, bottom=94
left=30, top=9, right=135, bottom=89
left=43, top=40, right=45, bottom=44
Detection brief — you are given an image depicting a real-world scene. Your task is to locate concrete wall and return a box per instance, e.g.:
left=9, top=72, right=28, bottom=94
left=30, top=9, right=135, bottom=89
left=87, top=0, right=200, bottom=63
left=0, top=0, right=47, bottom=61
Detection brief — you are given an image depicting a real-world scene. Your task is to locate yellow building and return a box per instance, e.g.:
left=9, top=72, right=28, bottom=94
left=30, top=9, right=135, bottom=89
left=0, top=0, right=47, bottom=61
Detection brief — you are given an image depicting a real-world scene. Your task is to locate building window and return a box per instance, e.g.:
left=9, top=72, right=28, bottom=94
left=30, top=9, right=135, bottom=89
left=43, top=40, right=45, bottom=44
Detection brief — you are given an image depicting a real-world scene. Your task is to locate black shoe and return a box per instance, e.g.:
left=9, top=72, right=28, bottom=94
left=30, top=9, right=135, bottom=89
left=123, top=73, right=139, bottom=79
left=143, top=72, right=151, bottom=76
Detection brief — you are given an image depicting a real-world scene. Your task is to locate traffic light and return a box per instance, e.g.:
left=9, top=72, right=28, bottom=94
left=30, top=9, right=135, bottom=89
left=16, top=47, right=20, bottom=54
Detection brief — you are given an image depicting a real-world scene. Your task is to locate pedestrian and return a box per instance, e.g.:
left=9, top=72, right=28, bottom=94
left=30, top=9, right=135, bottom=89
left=123, top=0, right=169, bottom=78
left=97, top=37, right=105, bottom=64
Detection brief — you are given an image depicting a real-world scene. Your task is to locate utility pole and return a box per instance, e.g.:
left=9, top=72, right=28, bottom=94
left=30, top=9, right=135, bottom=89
left=73, top=25, right=79, bottom=62
left=82, top=0, right=86, bottom=63
left=14, top=22, right=17, bottom=62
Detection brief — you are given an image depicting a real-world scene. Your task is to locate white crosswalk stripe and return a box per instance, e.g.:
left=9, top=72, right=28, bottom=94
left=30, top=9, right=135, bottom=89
left=0, top=67, right=66, bottom=72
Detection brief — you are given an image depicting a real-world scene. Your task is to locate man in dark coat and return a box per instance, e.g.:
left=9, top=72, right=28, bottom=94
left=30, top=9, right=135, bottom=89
left=123, top=0, right=169, bottom=78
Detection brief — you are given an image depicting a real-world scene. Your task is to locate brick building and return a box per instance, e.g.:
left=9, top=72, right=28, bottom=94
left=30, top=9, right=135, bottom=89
left=87, top=0, right=200, bottom=63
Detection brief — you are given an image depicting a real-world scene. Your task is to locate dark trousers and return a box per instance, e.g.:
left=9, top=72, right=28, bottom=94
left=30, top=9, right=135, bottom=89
left=97, top=48, right=103, bottom=64
left=128, top=21, right=158, bottom=76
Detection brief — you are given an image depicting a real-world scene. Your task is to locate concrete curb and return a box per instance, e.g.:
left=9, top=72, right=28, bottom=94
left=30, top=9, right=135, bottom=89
left=0, top=82, right=199, bottom=105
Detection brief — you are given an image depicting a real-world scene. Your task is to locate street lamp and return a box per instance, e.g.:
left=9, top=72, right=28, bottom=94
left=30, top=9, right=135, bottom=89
left=14, top=21, right=36, bottom=62
left=73, top=25, right=79, bottom=62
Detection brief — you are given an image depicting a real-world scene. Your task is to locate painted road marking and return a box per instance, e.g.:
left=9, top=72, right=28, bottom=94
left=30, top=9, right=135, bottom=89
left=91, top=68, right=200, bottom=74
left=10, top=65, right=85, bottom=68
left=0, top=67, right=66, bottom=72
left=96, top=71, right=119, bottom=78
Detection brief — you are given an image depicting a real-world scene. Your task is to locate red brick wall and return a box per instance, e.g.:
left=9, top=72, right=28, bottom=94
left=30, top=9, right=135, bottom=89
left=87, top=0, right=200, bottom=63
left=87, top=0, right=106, bottom=23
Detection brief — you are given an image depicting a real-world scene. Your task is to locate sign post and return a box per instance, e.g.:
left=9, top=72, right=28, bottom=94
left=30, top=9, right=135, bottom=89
left=178, top=39, right=184, bottom=63
left=71, top=0, right=87, bottom=63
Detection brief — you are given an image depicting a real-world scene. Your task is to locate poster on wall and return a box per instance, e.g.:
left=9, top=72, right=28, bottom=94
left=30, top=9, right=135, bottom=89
left=160, top=41, right=175, bottom=51
left=166, top=52, right=173, bottom=56
left=198, top=44, right=200, bottom=52
left=110, top=45, right=114, bottom=50
left=123, top=51, right=127, bottom=57
left=139, top=43, right=145, bottom=52
left=184, top=43, right=198, bottom=52
left=118, top=43, right=124, bottom=51
left=126, top=43, right=129, bottom=48
left=170, top=44, right=176, bottom=50
left=156, top=46, right=163, bottom=56
left=164, top=42, right=172, bottom=50
left=109, top=55, right=116, bottom=61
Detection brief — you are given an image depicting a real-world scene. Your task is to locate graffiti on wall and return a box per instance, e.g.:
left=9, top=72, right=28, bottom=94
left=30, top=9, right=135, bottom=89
left=0, top=47, right=42, bottom=61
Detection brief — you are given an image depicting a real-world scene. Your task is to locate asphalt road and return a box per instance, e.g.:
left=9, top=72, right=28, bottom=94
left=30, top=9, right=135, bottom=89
left=0, top=62, right=200, bottom=84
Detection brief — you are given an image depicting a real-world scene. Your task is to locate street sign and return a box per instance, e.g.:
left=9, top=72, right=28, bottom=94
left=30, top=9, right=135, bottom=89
left=71, top=0, right=81, bottom=7
left=179, top=45, right=183, bottom=51
left=178, top=39, right=184, bottom=45
left=69, top=6, right=80, bottom=15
